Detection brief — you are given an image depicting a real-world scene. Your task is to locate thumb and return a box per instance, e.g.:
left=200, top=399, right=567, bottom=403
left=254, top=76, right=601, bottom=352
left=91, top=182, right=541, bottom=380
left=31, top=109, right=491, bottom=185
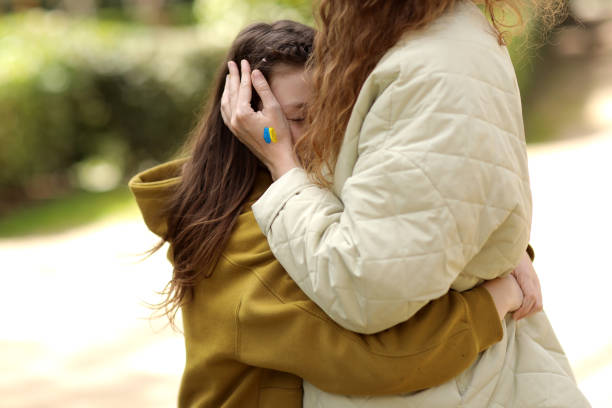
left=252, top=70, right=280, bottom=109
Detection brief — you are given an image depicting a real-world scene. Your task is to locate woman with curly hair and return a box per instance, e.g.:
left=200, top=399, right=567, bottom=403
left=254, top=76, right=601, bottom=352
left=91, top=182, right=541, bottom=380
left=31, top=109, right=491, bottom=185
left=222, top=0, right=590, bottom=406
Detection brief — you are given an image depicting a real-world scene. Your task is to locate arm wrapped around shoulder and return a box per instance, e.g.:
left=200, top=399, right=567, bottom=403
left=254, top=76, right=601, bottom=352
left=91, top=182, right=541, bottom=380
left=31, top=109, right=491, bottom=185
left=253, top=57, right=532, bottom=333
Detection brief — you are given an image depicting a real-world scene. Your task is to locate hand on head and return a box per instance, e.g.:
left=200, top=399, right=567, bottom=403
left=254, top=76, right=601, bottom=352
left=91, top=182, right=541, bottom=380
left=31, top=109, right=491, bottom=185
left=221, top=60, right=300, bottom=180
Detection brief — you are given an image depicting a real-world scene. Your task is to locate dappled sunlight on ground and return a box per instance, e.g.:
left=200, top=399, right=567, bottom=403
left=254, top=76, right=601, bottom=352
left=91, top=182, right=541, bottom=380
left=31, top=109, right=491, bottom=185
left=1, top=132, right=611, bottom=407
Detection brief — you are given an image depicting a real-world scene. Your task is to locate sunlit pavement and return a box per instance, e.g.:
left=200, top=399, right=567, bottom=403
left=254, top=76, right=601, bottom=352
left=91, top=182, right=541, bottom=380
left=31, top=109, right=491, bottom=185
left=0, top=218, right=182, bottom=408
left=1, top=132, right=611, bottom=407
left=527, top=130, right=612, bottom=408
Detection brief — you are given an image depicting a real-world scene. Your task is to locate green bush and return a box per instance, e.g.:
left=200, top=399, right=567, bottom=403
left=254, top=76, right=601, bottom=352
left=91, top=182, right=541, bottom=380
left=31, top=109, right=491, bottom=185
left=193, top=0, right=312, bottom=43
left=0, top=10, right=225, bottom=204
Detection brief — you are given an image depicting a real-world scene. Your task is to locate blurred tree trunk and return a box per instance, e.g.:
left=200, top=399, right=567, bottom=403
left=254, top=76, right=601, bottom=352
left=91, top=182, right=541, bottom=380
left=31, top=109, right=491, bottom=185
left=7, top=0, right=41, bottom=12
left=61, top=0, right=97, bottom=16
left=123, top=0, right=168, bottom=24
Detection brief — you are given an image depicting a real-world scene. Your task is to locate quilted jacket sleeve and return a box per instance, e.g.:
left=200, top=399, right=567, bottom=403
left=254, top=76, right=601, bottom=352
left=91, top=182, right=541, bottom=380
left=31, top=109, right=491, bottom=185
left=252, top=65, right=529, bottom=334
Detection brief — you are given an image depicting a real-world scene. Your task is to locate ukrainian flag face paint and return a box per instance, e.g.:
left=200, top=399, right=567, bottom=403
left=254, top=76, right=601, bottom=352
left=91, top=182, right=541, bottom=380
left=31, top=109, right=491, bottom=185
left=263, top=127, right=277, bottom=144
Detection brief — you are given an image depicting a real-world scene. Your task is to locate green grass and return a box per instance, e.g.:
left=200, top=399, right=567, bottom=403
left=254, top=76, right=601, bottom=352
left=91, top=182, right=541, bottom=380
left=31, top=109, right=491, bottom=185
left=0, top=187, right=139, bottom=238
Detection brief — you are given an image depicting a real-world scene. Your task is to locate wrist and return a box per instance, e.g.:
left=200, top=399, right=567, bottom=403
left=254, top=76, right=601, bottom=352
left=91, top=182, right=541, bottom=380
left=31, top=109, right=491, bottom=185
left=485, top=284, right=508, bottom=320
left=482, top=276, right=520, bottom=320
left=268, top=156, right=299, bottom=181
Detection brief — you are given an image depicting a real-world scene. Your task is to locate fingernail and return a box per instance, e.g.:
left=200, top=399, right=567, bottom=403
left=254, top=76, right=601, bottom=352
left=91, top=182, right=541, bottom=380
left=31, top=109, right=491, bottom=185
left=252, top=70, right=263, bottom=80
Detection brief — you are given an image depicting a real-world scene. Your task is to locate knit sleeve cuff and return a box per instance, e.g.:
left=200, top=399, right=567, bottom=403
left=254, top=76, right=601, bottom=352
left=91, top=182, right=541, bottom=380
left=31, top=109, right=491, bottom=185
left=462, top=286, right=504, bottom=353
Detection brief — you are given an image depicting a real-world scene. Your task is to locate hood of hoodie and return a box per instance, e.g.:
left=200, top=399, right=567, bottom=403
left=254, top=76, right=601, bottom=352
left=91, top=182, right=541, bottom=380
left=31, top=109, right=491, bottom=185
left=129, top=158, right=273, bottom=240
left=128, top=158, right=185, bottom=239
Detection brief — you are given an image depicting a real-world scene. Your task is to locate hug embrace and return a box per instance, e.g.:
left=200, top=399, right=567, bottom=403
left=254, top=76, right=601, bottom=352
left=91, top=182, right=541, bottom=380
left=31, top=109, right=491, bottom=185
left=130, top=0, right=591, bottom=407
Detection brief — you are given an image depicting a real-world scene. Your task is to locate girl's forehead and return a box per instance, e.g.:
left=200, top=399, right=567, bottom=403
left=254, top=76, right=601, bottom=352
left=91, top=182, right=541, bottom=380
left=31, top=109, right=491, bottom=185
left=270, top=63, right=308, bottom=78
left=270, top=67, right=308, bottom=87
left=269, top=71, right=311, bottom=113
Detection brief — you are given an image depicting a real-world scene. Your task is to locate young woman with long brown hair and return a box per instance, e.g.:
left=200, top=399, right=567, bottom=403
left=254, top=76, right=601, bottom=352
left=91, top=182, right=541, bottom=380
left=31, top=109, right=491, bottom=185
left=222, top=0, right=590, bottom=407
left=131, top=19, right=539, bottom=407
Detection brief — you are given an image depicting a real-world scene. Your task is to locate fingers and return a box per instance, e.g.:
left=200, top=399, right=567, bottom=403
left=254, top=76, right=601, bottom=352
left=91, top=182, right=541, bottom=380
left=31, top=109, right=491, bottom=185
left=512, top=289, right=534, bottom=320
left=227, top=60, right=240, bottom=112
left=512, top=296, right=535, bottom=320
left=511, top=277, right=541, bottom=320
left=237, top=59, right=253, bottom=112
left=510, top=254, right=544, bottom=321
left=252, top=69, right=280, bottom=109
left=514, top=302, right=536, bottom=320
left=225, top=60, right=256, bottom=133
left=220, top=75, right=231, bottom=126
left=219, top=60, right=297, bottom=178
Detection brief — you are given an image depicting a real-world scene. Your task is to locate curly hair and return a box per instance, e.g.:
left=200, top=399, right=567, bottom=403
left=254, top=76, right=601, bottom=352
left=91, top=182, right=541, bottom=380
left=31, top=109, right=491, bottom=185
left=295, top=0, right=567, bottom=186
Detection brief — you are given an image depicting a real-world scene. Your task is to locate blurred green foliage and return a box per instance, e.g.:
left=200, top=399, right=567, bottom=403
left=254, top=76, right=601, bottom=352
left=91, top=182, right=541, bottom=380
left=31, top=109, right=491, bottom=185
left=193, top=0, right=311, bottom=43
left=0, top=187, right=137, bottom=238
left=0, top=1, right=315, bottom=210
left=1, top=0, right=198, bottom=25
left=0, top=10, right=225, bottom=207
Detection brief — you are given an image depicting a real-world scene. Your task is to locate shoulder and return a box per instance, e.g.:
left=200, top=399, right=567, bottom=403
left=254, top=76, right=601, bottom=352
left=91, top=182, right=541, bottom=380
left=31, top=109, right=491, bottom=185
left=352, top=2, right=526, bottom=154
left=368, top=1, right=517, bottom=99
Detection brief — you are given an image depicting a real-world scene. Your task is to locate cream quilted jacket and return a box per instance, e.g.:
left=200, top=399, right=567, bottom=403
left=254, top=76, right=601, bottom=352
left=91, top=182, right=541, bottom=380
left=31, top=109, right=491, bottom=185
left=252, top=1, right=589, bottom=406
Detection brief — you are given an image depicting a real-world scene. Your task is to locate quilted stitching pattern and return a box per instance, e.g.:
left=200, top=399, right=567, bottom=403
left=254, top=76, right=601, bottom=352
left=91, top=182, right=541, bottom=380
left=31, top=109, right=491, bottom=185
left=254, top=11, right=530, bottom=333
left=251, top=1, right=588, bottom=407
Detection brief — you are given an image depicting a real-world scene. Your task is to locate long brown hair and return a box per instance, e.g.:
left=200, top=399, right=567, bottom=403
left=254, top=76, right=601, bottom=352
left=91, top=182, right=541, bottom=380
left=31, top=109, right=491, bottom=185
left=296, top=0, right=566, bottom=186
left=156, top=20, right=314, bottom=326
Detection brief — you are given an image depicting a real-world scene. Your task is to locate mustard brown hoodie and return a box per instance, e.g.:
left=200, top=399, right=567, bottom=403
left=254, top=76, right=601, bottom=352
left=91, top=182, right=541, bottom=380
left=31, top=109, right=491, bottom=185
left=129, top=159, right=504, bottom=408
